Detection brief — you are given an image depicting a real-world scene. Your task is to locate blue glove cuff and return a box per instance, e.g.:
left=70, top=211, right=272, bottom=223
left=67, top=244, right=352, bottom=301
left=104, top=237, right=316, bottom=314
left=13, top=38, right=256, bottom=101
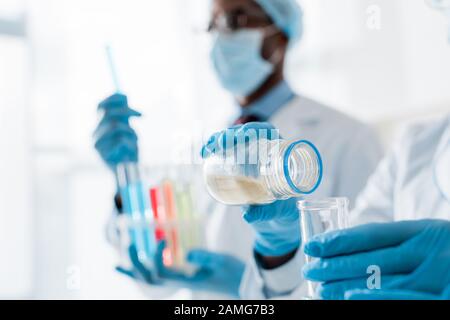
left=254, top=238, right=300, bottom=257
left=252, top=218, right=301, bottom=256
left=245, top=198, right=301, bottom=257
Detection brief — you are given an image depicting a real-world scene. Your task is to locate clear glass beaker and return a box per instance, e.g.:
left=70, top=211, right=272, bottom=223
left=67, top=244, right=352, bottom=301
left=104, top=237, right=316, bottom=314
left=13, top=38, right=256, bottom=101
left=298, top=197, right=349, bottom=299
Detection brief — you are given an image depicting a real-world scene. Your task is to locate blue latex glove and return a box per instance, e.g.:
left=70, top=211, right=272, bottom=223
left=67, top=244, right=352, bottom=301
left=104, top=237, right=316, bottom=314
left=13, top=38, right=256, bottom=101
left=117, top=242, right=245, bottom=298
left=94, top=93, right=141, bottom=169
left=344, top=286, right=450, bottom=300
left=243, top=198, right=301, bottom=256
left=201, top=122, right=300, bottom=257
left=200, top=122, right=280, bottom=158
left=303, top=219, right=450, bottom=300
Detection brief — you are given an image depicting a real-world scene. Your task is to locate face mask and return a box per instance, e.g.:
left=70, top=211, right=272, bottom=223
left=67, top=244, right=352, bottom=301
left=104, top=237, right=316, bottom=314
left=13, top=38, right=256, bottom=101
left=210, top=29, right=274, bottom=97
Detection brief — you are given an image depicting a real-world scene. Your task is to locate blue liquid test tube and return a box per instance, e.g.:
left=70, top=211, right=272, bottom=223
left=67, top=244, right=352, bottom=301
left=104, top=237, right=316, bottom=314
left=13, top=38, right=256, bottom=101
left=116, top=163, right=157, bottom=269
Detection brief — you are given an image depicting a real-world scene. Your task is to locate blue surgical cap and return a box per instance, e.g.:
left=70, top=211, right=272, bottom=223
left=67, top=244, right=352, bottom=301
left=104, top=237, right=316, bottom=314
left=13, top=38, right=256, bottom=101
left=255, top=0, right=303, bottom=43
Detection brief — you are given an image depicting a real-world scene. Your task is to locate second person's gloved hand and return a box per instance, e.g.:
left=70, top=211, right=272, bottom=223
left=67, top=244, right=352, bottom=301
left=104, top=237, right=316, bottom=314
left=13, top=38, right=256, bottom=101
left=94, top=93, right=141, bottom=169
left=117, top=241, right=245, bottom=298
left=344, top=286, right=450, bottom=300
left=302, top=219, right=450, bottom=300
left=201, top=122, right=301, bottom=257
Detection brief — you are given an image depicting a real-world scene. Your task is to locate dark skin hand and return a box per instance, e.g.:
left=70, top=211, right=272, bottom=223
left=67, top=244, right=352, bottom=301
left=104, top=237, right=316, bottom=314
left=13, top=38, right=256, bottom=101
left=256, top=250, right=297, bottom=270
left=211, top=0, right=289, bottom=107
left=211, top=0, right=296, bottom=268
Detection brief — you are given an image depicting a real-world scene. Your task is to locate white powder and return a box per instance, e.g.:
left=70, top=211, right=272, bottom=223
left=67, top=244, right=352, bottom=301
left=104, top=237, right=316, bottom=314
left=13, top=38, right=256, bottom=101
left=205, top=174, right=274, bottom=205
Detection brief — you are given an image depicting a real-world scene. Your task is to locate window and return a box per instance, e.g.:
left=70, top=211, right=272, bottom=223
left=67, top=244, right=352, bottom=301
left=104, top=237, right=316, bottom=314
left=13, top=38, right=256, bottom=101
left=0, top=0, right=32, bottom=298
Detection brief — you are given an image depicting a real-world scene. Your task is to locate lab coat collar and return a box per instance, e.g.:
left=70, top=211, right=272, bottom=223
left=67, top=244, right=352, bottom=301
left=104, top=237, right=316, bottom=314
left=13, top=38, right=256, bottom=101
left=278, top=95, right=325, bottom=126
left=237, top=80, right=296, bottom=121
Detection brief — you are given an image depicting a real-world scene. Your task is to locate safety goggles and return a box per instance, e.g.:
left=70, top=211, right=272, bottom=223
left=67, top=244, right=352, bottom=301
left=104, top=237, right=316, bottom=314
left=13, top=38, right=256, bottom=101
left=208, top=10, right=273, bottom=33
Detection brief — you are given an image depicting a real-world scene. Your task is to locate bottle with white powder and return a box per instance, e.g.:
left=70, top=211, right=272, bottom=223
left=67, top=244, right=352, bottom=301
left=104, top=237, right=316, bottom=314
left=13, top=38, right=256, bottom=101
left=203, top=139, right=322, bottom=205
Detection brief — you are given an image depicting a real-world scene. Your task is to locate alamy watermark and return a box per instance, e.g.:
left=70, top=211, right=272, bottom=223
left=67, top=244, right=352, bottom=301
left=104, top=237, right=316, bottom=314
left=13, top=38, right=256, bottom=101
left=169, top=128, right=282, bottom=166
left=366, top=5, right=382, bottom=31
left=366, top=265, right=381, bottom=290
left=66, top=265, right=81, bottom=291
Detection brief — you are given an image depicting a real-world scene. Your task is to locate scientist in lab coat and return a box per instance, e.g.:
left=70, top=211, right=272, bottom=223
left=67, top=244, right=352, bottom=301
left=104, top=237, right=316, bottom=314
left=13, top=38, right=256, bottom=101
left=228, top=1, right=450, bottom=300
left=94, top=0, right=383, bottom=299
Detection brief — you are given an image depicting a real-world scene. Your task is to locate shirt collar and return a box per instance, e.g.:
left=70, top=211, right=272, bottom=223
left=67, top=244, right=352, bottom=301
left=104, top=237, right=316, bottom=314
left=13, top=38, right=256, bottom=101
left=238, top=80, right=296, bottom=121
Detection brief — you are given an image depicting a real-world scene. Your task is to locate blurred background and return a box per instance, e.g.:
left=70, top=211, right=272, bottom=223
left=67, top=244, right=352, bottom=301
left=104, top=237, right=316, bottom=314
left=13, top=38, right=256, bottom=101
left=1, top=0, right=449, bottom=299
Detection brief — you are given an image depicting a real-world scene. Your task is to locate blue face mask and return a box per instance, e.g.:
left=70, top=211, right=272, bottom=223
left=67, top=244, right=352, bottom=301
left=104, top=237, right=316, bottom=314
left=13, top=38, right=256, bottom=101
left=210, top=30, right=274, bottom=97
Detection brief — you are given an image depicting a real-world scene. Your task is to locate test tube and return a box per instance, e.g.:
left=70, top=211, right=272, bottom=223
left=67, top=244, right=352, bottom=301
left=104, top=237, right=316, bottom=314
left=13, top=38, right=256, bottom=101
left=116, top=163, right=157, bottom=269
left=162, top=180, right=182, bottom=268
left=177, top=184, right=199, bottom=245
left=150, top=186, right=165, bottom=241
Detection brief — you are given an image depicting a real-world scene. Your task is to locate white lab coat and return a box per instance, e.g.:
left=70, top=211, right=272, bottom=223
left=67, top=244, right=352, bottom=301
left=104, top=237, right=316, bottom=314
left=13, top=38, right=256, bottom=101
left=243, top=113, right=450, bottom=299
left=109, top=95, right=384, bottom=299
left=350, top=113, right=450, bottom=224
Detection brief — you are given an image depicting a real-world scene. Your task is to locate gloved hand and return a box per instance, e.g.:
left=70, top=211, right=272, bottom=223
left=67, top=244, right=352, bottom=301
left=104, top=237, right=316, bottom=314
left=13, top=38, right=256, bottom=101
left=93, top=93, right=141, bottom=169
left=302, top=219, right=450, bottom=300
left=344, top=286, right=450, bottom=300
left=201, top=122, right=300, bottom=257
left=243, top=198, right=300, bottom=256
left=200, top=121, right=280, bottom=158
left=117, top=241, right=245, bottom=298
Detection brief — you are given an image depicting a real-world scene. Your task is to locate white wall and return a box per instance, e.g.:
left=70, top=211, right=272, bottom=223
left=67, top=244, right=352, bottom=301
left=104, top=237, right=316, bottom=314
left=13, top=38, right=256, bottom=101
left=0, top=35, right=33, bottom=298
left=290, top=0, right=450, bottom=121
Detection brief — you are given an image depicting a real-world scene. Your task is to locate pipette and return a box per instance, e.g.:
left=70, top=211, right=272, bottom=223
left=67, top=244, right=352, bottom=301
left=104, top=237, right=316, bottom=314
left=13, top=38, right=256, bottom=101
left=105, top=44, right=122, bottom=93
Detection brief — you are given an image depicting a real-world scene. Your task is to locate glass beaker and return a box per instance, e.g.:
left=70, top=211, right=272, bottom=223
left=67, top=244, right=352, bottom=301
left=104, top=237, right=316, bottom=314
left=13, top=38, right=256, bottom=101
left=298, top=197, right=349, bottom=299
